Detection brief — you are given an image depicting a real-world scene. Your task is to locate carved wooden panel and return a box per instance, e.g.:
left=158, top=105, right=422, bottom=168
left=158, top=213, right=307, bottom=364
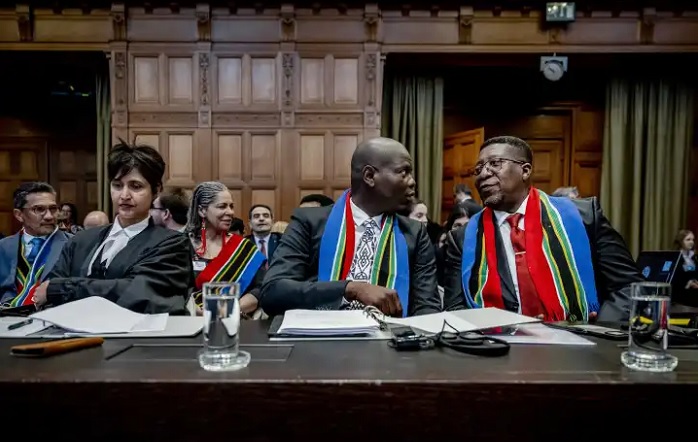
left=133, top=56, right=160, bottom=104
left=165, top=133, right=195, bottom=186
left=213, top=54, right=279, bottom=110
left=167, top=56, right=194, bottom=105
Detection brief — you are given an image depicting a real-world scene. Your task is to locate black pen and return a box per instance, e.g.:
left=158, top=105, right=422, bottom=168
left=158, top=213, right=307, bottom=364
left=8, top=319, right=33, bottom=331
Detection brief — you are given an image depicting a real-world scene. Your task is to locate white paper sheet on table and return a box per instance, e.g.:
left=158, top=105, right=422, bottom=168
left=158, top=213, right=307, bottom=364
left=0, top=317, right=52, bottom=337
left=30, top=296, right=168, bottom=334
left=276, top=307, right=542, bottom=337
left=487, top=323, right=596, bottom=346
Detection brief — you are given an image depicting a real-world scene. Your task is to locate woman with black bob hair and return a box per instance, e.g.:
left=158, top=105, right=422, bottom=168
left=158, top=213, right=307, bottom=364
left=32, top=140, right=194, bottom=314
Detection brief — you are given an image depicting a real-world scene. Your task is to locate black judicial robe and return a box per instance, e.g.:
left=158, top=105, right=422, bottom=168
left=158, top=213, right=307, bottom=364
left=46, top=220, right=195, bottom=314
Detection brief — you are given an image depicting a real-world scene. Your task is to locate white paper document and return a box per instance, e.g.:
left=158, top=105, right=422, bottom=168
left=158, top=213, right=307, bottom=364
left=486, top=323, right=596, bottom=346
left=276, top=307, right=541, bottom=337
left=0, top=317, right=52, bottom=337
left=30, top=296, right=168, bottom=334
left=277, top=309, right=381, bottom=336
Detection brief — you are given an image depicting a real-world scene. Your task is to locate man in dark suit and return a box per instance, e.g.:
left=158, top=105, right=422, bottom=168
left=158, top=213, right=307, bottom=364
left=444, top=136, right=643, bottom=323
left=246, top=204, right=281, bottom=265
left=260, top=137, right=440, bottom=317
left=32, top=141, right=194, bottom=314
left=0, top=182, right=71, bottom=307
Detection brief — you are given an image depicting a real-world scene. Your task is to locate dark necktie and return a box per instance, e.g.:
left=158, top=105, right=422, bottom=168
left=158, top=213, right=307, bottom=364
left=90, top=246, right=108, bottom=279
left=506, top=214, right=545, bottom=317
left=26, top=238, right=45, bottom=265
left=259, top=239, right=268, bottom=269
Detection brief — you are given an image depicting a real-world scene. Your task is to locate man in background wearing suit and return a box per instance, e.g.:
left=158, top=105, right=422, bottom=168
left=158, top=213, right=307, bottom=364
left=444, top=136, right=642, bottom=323
left=32, top=141, right=194, bottom=314
left=246, top=204, right=281, bottom=265
left=0, top=182, right=71, bottom=308
left=260, top=137, right=440, bottom=318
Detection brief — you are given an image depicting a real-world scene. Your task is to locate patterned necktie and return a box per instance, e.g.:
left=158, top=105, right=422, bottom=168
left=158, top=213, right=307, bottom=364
left=259, top=239, right=268, bottom=269
left=26, top=238, right=45, bottom=265
left=348, top=219, right=379, bottom=282
left=507, top=213, right=545, bottom=317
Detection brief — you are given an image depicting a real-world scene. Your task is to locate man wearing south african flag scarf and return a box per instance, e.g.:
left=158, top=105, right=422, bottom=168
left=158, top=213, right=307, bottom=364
left=443, top=136, right=643, bottom=323
left=260, top=137, right=441, bottom=318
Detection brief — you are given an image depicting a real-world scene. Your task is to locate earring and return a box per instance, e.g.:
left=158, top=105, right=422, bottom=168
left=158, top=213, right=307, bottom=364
left=197, top=218, right=207, bottom=256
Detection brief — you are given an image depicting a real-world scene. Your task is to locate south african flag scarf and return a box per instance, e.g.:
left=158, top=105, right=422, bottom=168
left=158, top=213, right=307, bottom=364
left=195, top=234, right=265, bottom=295
left=318, top=189, right=410, bottom=317
left=461, top=187, right=599, bottom=322
left=10, top=228, right=59, bottom=307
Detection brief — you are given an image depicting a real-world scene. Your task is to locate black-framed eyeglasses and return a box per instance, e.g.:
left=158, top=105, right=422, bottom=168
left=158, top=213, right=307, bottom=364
left=473, top=157, right=527, bottom=176
left=22, top=205, right=60, bottom=216
left=150, top=206, right=166, bottom=211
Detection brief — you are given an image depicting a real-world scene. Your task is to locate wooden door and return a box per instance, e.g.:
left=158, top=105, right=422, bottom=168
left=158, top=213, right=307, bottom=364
left=498, top=112, right=572, bottom=195
left=49, top=145, right=99, bottom=226
left=0, top=138, right=48, bottom=236
left=441, top=128, right=484, bottom=223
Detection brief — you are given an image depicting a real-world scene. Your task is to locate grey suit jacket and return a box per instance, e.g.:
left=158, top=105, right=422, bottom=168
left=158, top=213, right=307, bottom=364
left=0, top=230, right=71, bottom=305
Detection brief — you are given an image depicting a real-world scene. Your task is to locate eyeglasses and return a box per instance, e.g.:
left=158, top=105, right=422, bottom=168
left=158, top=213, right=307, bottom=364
left=472, top=157, right=527, bottom=176
left=22, top=205, right=59, bottom=216
left=150, top=206, right=166, bottom=211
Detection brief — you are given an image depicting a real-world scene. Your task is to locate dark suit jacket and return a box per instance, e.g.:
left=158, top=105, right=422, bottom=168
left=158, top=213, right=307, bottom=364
left=259, top=206, right=441, bottom=317
left=46, top=220, right=195, bottom=314
left=245, top=232, right=281, bottom=263
left=443, top=196, right=643, bottom=323
left=0, top=230, right=71, bottom=304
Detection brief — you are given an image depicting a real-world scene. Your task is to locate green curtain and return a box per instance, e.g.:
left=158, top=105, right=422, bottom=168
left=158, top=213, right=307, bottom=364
left=382, top=76, right=444, bottom=220
left=96, top=73, right=111, bottom=213
left=600, top=78, right=694, bottom=257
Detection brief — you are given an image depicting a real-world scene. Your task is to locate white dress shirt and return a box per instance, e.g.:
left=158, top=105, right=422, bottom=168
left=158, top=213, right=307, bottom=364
left=253, top=233, right=271, bottom=257
left=340, top=199, right=383, bottom=306
left=349, top=198, right=383, bottom=274
left=492, top=195, right=529, bottom=308
left=87, top=216, right=150, bottom=276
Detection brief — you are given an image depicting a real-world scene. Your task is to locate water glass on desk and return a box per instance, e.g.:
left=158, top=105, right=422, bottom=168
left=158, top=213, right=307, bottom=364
left=621, top=282, right=678, bottom=373
left=198, top=282, right=251, bottom=372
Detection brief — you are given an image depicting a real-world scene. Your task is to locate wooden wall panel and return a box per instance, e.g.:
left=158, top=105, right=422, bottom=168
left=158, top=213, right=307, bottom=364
left=102, top=5, right=383, bottom=222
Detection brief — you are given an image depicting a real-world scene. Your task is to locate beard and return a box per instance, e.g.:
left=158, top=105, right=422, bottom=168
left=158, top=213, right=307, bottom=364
left=482, top=191, right=503, bottom=208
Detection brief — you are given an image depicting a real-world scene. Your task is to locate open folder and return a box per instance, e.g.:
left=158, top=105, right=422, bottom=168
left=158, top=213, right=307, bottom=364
left=270, top=307, right=542, bottom=339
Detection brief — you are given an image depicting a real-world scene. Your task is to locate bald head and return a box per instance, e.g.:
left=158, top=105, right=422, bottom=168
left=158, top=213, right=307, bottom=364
left=349, top=137, right=415, bottom=215
left=83, top=211, right=110, bottom=229
left=350, top=137, right=410, bottom=186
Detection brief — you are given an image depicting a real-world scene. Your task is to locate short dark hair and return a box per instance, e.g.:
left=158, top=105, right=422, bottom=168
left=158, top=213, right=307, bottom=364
left=60, top=202, right=79, bottom=225
left=249, top=204, right=273, bottom=219
left=454, top=183, right=471, bottom=195
left=480, top=136, right=533, bottom=164
left=13, top=182, right=55, bottom=209
left=229, top=217, right=245, bottom=235
left=108, top=139, right=165, bottom=194
left=158, top=187, right=189, bottom=225
left=299, top=194, right=334, bottom=207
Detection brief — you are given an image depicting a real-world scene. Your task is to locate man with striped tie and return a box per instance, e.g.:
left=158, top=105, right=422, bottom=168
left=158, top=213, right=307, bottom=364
left=0, top=182, right=71, bottom=309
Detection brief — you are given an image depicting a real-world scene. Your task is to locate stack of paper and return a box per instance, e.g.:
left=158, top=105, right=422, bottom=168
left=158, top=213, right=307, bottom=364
left=30, top=296, right=168, bottom=334
left=277, top=309, right=381, bottom=336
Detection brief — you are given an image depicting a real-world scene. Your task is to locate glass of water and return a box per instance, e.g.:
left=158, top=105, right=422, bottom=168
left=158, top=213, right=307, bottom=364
left=198, top=282, right=251, bottom=372
left=621, top=282, right=678, bottom=373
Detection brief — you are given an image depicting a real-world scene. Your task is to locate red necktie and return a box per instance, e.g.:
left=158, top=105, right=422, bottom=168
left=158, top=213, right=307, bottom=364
left=259, top=239, right=268, bottom=269
left=506, top=213, right=545, bottom=318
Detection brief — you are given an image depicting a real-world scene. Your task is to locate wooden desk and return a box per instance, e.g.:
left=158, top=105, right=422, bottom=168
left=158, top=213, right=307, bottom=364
left=1, top=321, right=696, bottom=440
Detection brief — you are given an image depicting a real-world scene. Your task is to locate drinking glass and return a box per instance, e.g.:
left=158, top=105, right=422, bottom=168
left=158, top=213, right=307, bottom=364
left=198, top=282, right=251, bottom=372
left=621, top=282, right=678, bottom=373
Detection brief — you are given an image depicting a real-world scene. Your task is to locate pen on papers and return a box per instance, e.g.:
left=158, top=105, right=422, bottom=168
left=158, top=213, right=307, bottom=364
left=7, top=318, right=33, bottom=331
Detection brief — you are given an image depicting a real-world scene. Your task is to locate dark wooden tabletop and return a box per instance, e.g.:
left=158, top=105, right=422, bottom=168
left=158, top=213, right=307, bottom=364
left=2, top=320, right=696, bottom=440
